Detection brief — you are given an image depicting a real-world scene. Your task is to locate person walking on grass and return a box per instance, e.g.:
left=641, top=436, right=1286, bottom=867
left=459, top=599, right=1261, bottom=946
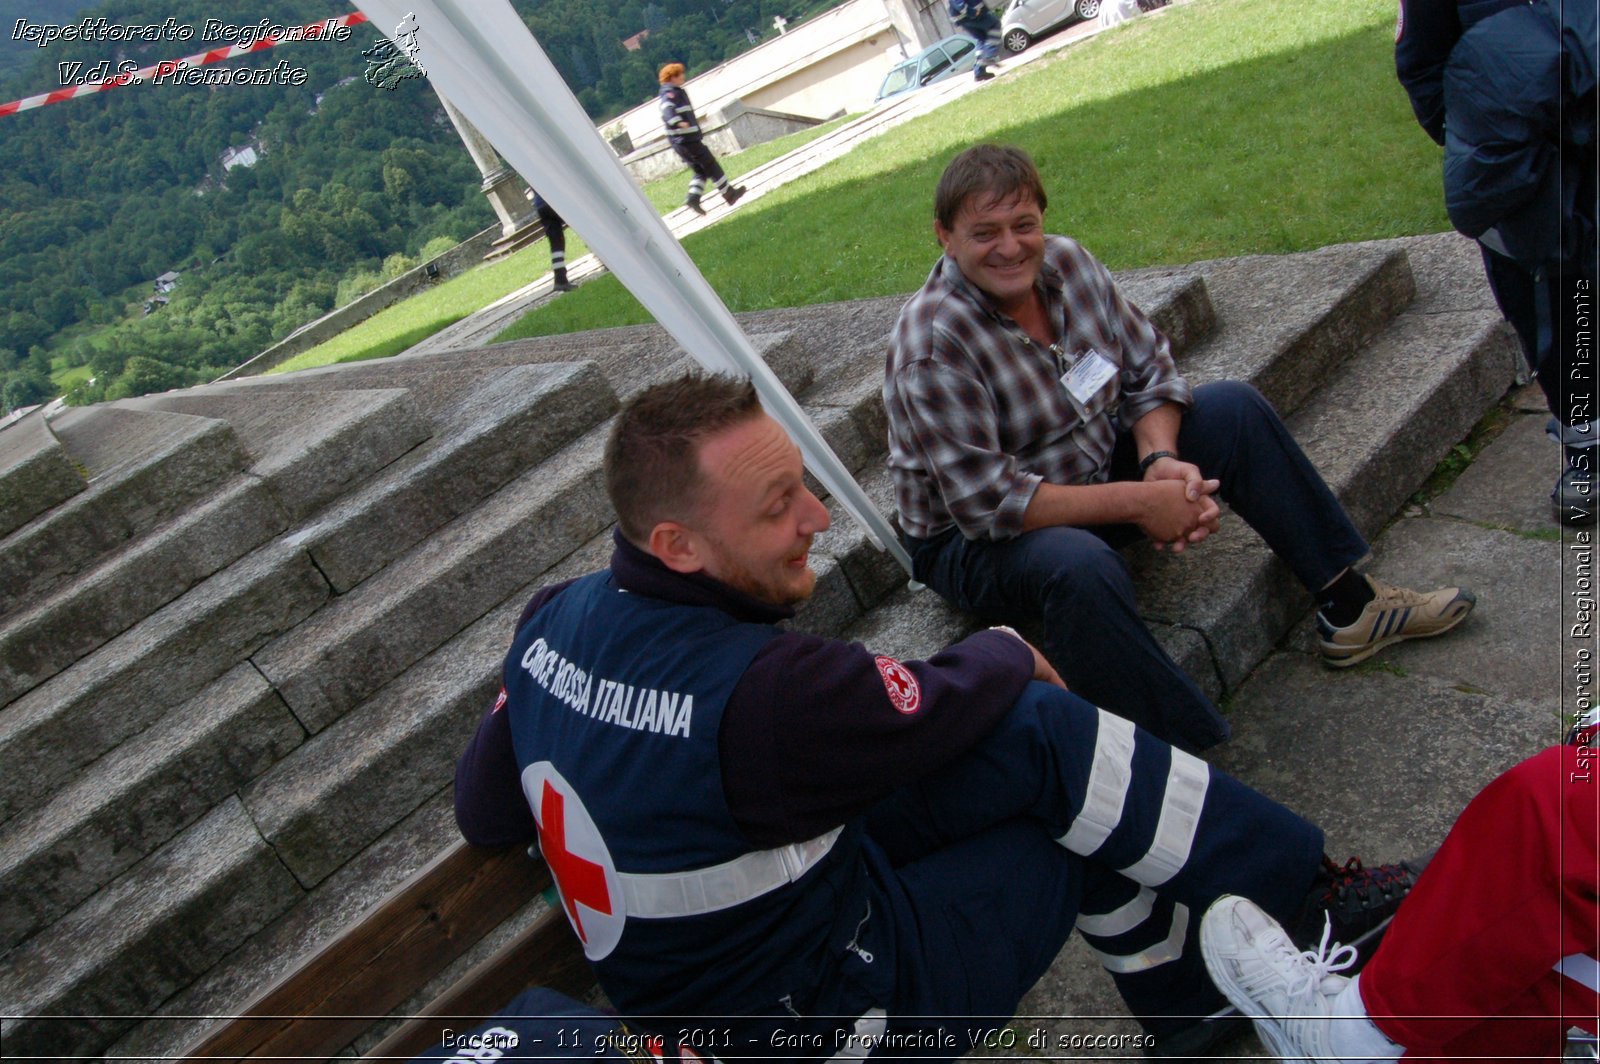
left=658, top=63, right=745, bottom=216
left=532, top=190, right=576, bottom=293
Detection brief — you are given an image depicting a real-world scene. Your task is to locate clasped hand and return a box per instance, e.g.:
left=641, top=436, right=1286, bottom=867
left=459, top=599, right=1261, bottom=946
left=1139, top=457, right=1220, bottom=552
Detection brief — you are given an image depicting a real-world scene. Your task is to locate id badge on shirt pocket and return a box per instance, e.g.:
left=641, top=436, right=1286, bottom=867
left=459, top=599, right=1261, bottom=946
left=1059, top=349, right=1118, bottom=420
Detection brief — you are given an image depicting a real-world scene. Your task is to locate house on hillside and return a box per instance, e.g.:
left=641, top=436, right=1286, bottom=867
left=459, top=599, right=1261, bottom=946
left=313, top=76, right=359, bottom=112
left=153, top=271, right=180, bottom=293
left=221, top=145, right=259, bottom=170
left=621, top=29, right=650, bottom=51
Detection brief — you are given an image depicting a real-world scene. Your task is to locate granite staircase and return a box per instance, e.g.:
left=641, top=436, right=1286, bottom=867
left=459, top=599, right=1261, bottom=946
left=0, top=232, right=1518, bottom=1059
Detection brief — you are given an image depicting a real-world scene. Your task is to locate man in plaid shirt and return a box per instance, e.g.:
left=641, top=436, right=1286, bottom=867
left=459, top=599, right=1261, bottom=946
left=884, top=144, right=1477, bottom=752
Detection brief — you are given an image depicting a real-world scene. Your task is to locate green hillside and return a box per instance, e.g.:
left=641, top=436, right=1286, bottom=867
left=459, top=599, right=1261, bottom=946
left=0, top=0, right=835, bottom=409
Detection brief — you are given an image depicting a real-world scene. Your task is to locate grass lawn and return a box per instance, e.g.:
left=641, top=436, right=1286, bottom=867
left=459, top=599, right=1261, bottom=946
left=269, top=116, right=853, bottom=374
left=496, top=0, right=1449, bottom=341
left=50, top=362, right=92, bottom=391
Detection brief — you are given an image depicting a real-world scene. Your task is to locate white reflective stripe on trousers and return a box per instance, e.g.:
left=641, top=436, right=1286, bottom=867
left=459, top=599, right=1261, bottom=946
left=1119, top=748, right=1209, bottom=887
left=618, top=826, right=843, bottom=918
left=1058, top=709, right=1137, bottom=855
left=1077, top=885, right=1157, bottom=937
left=1089, top=903, right=1190, bottom=974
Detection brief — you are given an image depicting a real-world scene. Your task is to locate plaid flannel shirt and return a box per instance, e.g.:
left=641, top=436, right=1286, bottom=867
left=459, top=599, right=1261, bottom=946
left=884, top=235, right=1193, bottom=541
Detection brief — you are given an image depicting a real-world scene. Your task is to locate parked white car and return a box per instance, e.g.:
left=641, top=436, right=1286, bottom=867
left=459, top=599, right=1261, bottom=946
left=1000, top=0, right=1101, bottom=53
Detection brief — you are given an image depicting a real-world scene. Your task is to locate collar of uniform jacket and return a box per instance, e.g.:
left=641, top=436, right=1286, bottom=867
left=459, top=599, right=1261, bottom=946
left=609, top=527, right=795, bottom=625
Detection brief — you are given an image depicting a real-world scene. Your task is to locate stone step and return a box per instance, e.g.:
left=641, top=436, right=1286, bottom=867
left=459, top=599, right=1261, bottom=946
left=245, top=527, right=619, bottom=887
left=0, top=538, right=331, bottom=826
left=1167, top=242, right=1416, bottom=413
left=0, top=405, right=249, bottom=617
left=123, top=386, right=432, bottom=522
left=104, top=788, right=494, bottom=1063
left=103, top=530, right=620, bottom=1064
left=215, top=354, right=585, bottom=420
left=0, top=363, right=609, bottom=763
left=273, top=363, right=615, bottom=594
left=253, top=428, right=613, bottom=738
left=0, top=408, right=83, bottom=540
left=0, top=798, right=304, bottom=1059
left=806, top=460, right=907, bottom=627
left=0, top=477, right=289, bottom=708
left=0, top=664, right=304, bottom=954
left=408, top=329, right=815, bottom=403
left=840, top=579, right=978, bottom=661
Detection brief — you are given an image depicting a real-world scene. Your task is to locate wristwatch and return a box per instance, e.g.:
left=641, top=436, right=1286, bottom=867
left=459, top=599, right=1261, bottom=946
left=1138, top=450, right=1179, bottom=475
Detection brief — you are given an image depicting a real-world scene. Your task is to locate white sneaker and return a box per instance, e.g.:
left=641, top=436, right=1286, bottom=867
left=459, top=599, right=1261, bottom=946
left=1199, top=895, right=1358, bottom=1061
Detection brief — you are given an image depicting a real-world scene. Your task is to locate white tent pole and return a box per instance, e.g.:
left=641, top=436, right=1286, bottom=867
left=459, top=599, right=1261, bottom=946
left=353, top=0, right=912, bottom=576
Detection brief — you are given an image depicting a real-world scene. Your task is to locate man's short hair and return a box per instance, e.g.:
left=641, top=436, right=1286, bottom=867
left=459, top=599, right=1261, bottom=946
left=658, top=62, right=685, bottom=83
left=604, top=373, right=763, bottom=545
left=934, top=144, right=1049, bottom=230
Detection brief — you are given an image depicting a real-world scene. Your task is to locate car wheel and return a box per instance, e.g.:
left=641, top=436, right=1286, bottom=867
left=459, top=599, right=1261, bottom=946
left=1002, top=27, right=1031, bottom=53
left=1075, top=0, right=1101, bottom=18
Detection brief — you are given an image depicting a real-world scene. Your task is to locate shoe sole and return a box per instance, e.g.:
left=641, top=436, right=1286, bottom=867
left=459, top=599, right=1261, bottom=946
left=1319, top=603, right=1474, bottom=668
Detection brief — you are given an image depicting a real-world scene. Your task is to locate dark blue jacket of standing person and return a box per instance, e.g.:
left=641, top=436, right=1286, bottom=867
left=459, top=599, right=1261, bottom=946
left=658, top=83, right=701, bottom=146
left=948, top=0, right=999, bottom=32
left=1396, top=0, right=1597, bottom=271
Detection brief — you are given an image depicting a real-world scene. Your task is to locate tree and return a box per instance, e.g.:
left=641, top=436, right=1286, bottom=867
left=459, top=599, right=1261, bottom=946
left=109, top=356, right=194, bottom=399
left=2, top=370, right=53, bottom=413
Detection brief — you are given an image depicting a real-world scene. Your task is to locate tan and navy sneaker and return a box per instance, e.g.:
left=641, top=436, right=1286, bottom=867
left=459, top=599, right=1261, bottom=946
left=1317, top=576, right=1475, bottom=667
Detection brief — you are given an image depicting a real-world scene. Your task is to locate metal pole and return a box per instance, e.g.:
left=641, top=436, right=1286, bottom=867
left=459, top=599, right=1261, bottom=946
left=353, top=0, right=912, bottom=575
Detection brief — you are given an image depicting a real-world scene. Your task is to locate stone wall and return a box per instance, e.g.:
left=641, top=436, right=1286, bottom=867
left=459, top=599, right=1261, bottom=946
left=607, top=0, right=939, bottom=151
left=216, top=225, right=505, bottom=382
left=620, top=103, right=828, bottom=183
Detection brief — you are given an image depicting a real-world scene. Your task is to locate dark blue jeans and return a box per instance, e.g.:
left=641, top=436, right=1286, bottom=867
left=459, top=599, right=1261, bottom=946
left=906, top=381, right=1369, bottom=753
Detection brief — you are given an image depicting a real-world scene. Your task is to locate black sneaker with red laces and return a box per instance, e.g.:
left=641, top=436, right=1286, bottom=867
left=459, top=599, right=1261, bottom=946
left=1291, top=853, right=1432, bottom=965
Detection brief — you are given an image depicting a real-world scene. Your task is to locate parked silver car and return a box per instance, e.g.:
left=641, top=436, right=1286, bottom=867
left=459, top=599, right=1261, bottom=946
left=875, top=34, right=979, bottom=102
left=1000, top=0, right=1100, bottom=53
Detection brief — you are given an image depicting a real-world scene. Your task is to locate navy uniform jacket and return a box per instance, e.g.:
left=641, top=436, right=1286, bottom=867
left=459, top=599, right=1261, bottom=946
left=949, top=0, right=999, bottom=32
left=658, top=84, right=702, bottom=146
left=1396, top=0, right=1597, bottom=268
left=457, top=530, right=1033, bottom=849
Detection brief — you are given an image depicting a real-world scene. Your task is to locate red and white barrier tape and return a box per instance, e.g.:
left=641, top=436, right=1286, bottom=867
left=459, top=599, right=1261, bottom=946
left=0, top=11, right=370, bottom=117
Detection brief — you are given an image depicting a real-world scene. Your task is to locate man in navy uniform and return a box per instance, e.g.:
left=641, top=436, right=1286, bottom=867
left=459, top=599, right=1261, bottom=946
left=455, top=373, right=1417, bottom=1059
left=949, top=0, right=1002, bottom=82
left=658, top=63, right=745, bottom=216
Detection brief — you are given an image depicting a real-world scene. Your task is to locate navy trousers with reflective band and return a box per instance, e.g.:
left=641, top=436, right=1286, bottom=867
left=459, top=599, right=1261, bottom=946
left=858, top=682, right=1325, bottom=1048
